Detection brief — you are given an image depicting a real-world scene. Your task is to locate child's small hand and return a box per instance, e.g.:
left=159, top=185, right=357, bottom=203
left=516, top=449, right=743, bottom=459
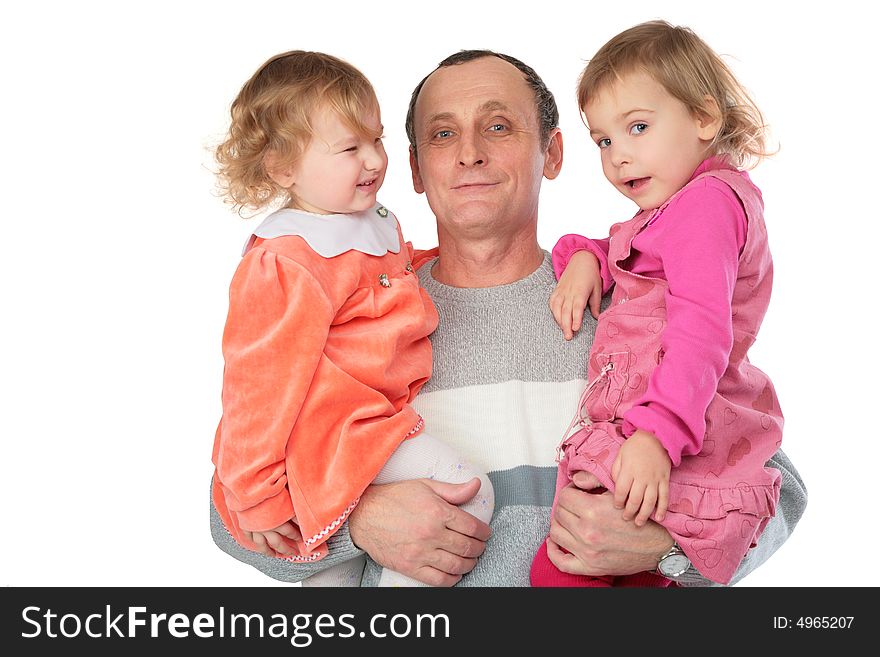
left=611, top=430, right=672, bottom=526
left=242, top=520, right=303, bottom=557
left=549, top=251, right=603, bottom=340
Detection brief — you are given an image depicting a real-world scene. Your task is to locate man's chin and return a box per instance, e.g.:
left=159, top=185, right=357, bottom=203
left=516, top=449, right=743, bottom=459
left=443, top=204, right=514, bottom=236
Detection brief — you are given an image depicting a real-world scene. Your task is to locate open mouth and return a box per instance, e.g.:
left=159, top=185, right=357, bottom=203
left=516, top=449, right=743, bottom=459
left=625, top=177, right=650, bottom=191
left=357, top=178, right=378, bottom=188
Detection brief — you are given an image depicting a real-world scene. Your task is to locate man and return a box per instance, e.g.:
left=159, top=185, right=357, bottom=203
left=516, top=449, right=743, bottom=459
left=211, top=50, right=807, bottom=586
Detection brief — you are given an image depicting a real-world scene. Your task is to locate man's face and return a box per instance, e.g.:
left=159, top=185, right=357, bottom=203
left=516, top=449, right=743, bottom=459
left=409, top=57, right=560, bottom=240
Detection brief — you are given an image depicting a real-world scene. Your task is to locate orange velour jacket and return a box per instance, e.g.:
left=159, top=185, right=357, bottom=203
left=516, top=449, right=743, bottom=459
left=211, top=215, right=438, bottom=562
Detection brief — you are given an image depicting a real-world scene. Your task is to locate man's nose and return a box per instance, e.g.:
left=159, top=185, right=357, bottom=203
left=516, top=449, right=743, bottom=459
left=457, top=131, right=486, bottom=167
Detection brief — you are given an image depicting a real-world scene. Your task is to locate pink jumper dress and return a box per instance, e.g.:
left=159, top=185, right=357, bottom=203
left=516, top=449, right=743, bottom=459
left=536, top=169, right=782, bottom=585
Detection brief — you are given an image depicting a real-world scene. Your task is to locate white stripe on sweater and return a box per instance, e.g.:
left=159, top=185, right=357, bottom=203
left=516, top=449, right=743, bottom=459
left=411, top=378, right=588, bottom=473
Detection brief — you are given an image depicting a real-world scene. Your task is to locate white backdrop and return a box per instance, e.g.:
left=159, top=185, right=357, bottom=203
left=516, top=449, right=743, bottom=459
left=1, top=0, right=876, bottom=587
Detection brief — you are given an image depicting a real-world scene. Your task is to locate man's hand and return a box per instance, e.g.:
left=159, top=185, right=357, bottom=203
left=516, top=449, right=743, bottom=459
left=549, top=251, right=603, bottom=340
left=546, top=471, right=674, bottom=576
left=348, top=478, right=491, bottom=587
left=242, top=521, right=303, bottom=557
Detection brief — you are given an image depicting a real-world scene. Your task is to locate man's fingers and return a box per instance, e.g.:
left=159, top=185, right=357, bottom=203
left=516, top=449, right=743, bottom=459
left=424, top=478, right=492, bottom=542
left=545, top=537, right=581, bottom=574
left=547, top=514, right=581, bottom=557
left=440, top=531, right=487, bottom=560
left=425, top=477, right=479, bottom=506
left=443, top=506, right=492, bottom=542
left=570, top=470, right=603, bottom=491
left=414, top=566, right=462, bottom=588
left=429, top=549, right=479, bottom=576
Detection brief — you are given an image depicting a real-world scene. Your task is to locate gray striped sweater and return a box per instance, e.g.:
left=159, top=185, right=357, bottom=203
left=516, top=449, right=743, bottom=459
left=210, top=253, right=807, bottom=586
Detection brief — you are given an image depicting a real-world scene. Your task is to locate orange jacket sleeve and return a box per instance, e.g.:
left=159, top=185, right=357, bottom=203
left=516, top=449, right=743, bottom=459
left=213, top=246, right=333, bottom=532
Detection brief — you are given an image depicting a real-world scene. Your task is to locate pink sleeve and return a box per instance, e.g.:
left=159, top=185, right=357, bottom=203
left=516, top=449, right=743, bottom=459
left=621, top=180, right=748, bottom=466
left=551, top=234, right=614, bottom=294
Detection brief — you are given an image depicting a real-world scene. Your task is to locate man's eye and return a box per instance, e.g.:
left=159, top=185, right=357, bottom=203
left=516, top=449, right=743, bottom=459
left=488, top=124, right=506, bottom=132
left=630, top=123, right=648, bottom=135
left=597, top=138, right=611, bottom=149
left=434, top=130, right=453, bottom=139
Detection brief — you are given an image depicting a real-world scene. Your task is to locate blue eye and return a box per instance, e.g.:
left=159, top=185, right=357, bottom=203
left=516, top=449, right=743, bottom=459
left=597, top=138, right=611, bottom=149
left=488, top=124, right=506, bottom=132
left=630, top=123, right=648, bottom=135
left=434, top=129, right=453, bottom=139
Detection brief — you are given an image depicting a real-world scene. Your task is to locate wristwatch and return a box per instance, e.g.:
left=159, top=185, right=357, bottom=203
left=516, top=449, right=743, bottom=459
left=656, top=542, right=691, bottom=578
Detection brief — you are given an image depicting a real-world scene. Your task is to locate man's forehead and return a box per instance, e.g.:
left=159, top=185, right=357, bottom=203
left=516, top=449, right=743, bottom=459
left=415, top=57, right=534, bottom=121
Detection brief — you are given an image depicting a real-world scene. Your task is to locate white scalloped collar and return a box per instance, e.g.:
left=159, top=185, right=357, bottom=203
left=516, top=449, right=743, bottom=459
left=243, top=203, right=401, bottom=258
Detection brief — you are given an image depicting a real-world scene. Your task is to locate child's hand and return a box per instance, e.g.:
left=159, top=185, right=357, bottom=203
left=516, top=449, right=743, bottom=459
left=549, top=251, right=603, bottom=340
left=611, top=430, right=672, bottom=526
left=242, top=520, right=303, bottom=557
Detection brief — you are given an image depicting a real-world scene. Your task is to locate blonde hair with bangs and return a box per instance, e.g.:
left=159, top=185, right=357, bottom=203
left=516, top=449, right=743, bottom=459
left=577, top=21, right=770, bottom=168
left=215, top=50, right=382, bottom=213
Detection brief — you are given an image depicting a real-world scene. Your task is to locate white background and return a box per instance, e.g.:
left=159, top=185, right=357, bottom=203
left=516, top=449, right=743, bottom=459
left=1, top=0, right=876, bottom=587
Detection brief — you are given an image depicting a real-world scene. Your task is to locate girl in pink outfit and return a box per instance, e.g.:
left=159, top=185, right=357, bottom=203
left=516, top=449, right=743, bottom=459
left=530, top=21, right=783, bottom=587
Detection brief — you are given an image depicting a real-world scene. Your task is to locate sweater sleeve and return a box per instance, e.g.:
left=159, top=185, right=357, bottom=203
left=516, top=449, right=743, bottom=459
left=214, top=246, right=333, bottom=532
left=210, top=486, right=365, bottom=582
left=551, top=234, right=613, bottom=294
left=676, top=449, right=808, bottom=586
left=622, top=181, right=747, bottom=465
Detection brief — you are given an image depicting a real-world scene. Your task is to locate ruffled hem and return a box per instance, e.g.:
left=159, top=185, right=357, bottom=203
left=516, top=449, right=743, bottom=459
left=559, top=423, right=782, bottom=584
left=291, top=416, right=426, bottom=560
left=666, top=478, right=778, bottom=522
left=560, top=423, right=779, bottom=523
left=303, top=498, right=360, bottom=548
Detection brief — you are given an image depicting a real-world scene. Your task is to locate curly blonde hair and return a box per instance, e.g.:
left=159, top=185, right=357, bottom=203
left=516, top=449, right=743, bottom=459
left=215, top=51, right=382, bottom=213
left=577, top=21, right=770, bottom=168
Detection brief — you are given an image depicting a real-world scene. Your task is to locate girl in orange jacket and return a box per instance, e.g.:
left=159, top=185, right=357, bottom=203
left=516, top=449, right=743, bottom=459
left=211, top=50, right=493, bottom=586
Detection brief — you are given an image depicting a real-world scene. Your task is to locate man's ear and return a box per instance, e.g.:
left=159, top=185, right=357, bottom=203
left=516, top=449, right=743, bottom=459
left=543, top=128, right=563, bottom=180
left=697, top=95, right=723, bottom=142
left=264, top=151, right=296, bottom=188
left=410, top=147, right=425, bottom=194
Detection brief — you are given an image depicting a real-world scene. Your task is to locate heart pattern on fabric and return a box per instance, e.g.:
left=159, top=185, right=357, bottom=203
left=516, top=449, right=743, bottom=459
left=723, top=408, right=738, bottom=425
left=668, top=498, right=694, bottom=515
left=752, top=383, right=775, bottom=413
left=727, top=437, right=751, bottom=466
left=685, top=519, right=705, bottom=536
left=695, top=546, right=724, bottom=569
left=698, top=439, right=716, bottom=457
